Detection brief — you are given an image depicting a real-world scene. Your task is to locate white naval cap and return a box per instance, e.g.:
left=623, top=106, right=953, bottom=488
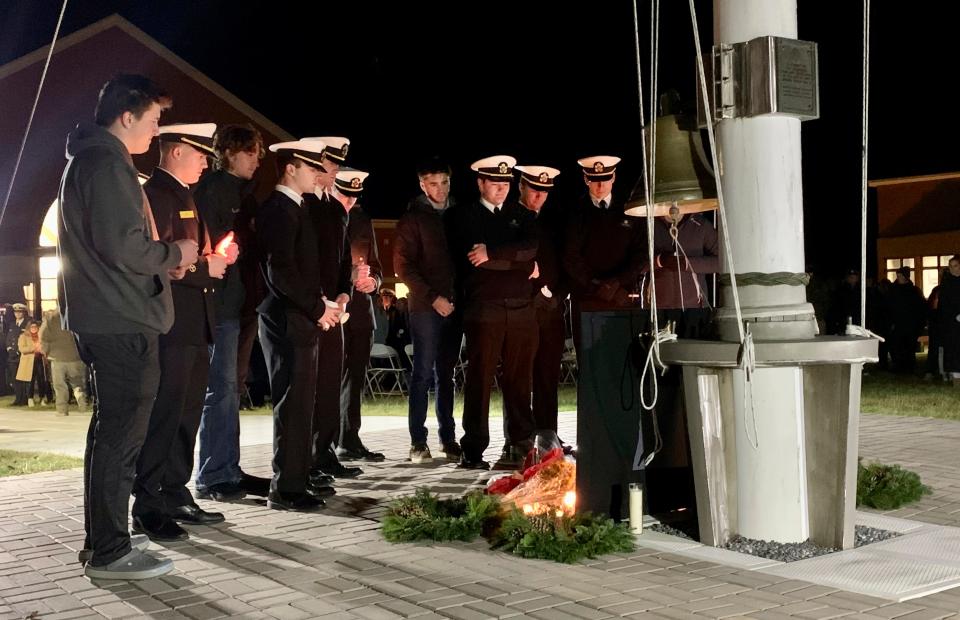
left=335, top=169, right=369, bottom=196
left=158, top=123, right=217, bottom=156
left=268, top=139, right=327, bottom=169
left=515, top=165, right=561, bottom=190
left=577, top=155, right=621, bottom=181
left=301, top=136, right=350, bottom=162
left=470, top=155, right=517, bottom=181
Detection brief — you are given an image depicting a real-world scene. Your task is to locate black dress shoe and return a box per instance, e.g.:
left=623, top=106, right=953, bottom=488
left=337, top=445, right=385, bottom=462
left=195, top=482, right=246, bottom=502
left=319, top=461, right=363, bottom=478
left=267, top=492, right=325, bottom=512
left=306, top=481, right=337, bottom=498
left=308, top=470, right=335, bottom=486
left=457, top=457, right=491, bottom=470
left=169, top=504, right=225, bottom=525
left=239, top=472, right=271, bottom=498
left=132, top=513, right=189, bottom=542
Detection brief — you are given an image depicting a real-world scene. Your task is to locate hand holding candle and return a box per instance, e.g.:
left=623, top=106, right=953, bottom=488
left=215, top=231, right=239, bottom=265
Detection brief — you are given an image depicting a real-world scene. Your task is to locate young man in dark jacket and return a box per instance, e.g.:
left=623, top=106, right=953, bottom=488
left=132, top=123, right=231, bottom=542
left=193, top=123, right=270, bottom=503
left=58, top=74, right=198, bottom=579
left=393, top=157, right=463, bottom=464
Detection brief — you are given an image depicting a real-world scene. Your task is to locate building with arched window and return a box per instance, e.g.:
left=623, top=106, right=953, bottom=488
left=0, top=15, right=292, bottom=316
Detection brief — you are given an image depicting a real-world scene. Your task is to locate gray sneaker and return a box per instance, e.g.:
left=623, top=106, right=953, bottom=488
left=84, top=548, right=173, bottom=580
left=78, top=533, right=150, bottom=565
left=409, top=444, right=433, bottom=464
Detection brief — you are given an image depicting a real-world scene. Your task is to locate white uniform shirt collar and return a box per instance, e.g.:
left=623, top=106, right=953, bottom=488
left=275, top=184, right=303, bottom=206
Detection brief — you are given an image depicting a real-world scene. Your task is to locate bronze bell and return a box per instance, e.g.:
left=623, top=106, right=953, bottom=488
left=624, top=107, right=718, bottom=220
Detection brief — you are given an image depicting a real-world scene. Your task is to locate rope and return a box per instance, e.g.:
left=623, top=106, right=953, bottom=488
left=0, top=0, right=69, bottom=229
left=689, top=0, right=760, bottom=450
left=860, top=0, right=871, bottom=328
left=718, top=272, right=811, bottom=287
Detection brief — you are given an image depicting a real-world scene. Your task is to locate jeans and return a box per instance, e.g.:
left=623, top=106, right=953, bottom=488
left=407, top=310, right=460, bottom=446
left=76, top=332, right=160, bottom=566
left=196, top=319, right=241, bottom=491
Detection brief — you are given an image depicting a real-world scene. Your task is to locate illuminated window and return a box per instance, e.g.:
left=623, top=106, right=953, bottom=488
left=920, top=255, right=954, bottom=298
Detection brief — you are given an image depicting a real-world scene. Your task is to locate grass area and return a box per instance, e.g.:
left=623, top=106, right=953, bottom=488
left=0, top=449, right=83, bottom=477
left=861, top=368, right=960, bottom=420
left=243, top=385, right=580, bottom=417
left=0, top=394, right=58, bottom=412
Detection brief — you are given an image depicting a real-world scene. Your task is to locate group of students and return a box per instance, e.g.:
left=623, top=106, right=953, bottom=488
left=56, top=73, right=720, bottom=580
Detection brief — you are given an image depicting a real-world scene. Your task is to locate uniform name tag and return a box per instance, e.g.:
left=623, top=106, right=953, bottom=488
left=179, top=210, right=195, bottom=219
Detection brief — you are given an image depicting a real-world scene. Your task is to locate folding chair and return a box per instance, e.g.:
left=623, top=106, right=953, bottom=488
left=366, top=343, right=407, bottom=398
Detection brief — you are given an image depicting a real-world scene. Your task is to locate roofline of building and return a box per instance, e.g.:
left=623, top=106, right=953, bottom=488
left=0, top=14, right=294, bottom=141
left=868, top=171, right=960, bottom=188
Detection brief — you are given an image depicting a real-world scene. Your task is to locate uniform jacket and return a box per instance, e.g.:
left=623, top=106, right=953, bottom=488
left=527, top=200, right=569, bottom=311
left=393, top=195, right=458, bottom=313
left=144, top=168, right=218, bottom=345
left=57, top=122, right=181, bottom=335
left=642, top=214, right=719, bottom=310
left=345, top=204, right=383, bottom=328
left=256, top=190, right=326, bottom=337
left=304, top=192, right=352, bottom=304
left=448, top=199, right=538, bottom=305
left=563, top=194, right=645, bottom=311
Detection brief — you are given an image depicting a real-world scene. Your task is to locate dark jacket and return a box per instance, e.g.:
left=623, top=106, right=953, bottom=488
left=304, top=192, right=352, bottom=303
left=527, top=200, right=569, bottom=310
left=345, top=204, right=383, bottom=328
left=563, top=194, right=645, bottom=311
left=193, top=169, right=255, bottom=322
left=57, top=122, right=181, bottom=335
left=448, top=200, right=538, bottom=304
left=144, top=168, right=218, bottom=344
left=642, top=214, right=719, bottom=310
left=393, top=195, right=458, bottom=313
left=256, top=189, right=326, bottom=333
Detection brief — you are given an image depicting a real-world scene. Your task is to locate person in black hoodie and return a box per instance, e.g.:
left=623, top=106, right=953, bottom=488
left=393, top=156, right=463, bottom=464
left=257, top=140, right=341, bottom=512
left=331, top=170, right=386, bottom=462
left=449, top=155, right=538, bottom=470
left=193, top=123, right=271, bottom=503
left=937, top=256, right=960, bottom=386
left=132, top=123, right=231, bottom=542
left=58, top=75, right=198, bottom=580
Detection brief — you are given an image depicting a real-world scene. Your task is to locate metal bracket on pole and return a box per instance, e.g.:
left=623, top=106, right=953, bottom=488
left=698, top=36, right=819, bottom=126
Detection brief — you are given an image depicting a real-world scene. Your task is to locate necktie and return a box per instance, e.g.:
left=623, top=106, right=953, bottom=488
left=494, top=206, right=501, bottom=214
left=598, top=200, right=607, bottom=210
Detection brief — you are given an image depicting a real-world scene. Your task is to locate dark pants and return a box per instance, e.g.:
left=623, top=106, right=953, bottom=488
left=339, top=317, right=373, bottom=450
left=407, top=310, right=461, bottom=446
left=574, top=310, right=646, bottom=521
left=237, top=312, right=259, bottom=398
left=133, top=341, right=209, bottom=516
left=890, top=329, right=918, bottom=374
left=313, top=325, right=344, bottom=468
left=530, top=304, right=566, bottom=434
left=76, top=332, right=160, bottom=566
left=196, top=319, right=242, bottom=491
left=259, top=311, right=318, bottom=494
left=461, top=301, right=537, bottom=461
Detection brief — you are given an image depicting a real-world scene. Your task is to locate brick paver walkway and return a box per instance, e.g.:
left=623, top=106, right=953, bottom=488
left=0, top=412, right=958, bottom=619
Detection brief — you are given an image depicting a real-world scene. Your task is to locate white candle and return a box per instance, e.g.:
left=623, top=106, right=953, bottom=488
left=629, top=483, right=643, bottom=533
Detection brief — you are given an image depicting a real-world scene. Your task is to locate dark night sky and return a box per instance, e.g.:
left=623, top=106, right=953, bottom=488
left=1, top=1, right=957, bottom=274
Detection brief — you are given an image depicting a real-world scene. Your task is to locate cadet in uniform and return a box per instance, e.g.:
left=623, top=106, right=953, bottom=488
left=133, top=124, right=231, bottom=541
left=332, top=170, right=386, bottom=462
left=257, top=139, right=341, bottom=512
left=563, top=155, right=647, bottom=520
left=515, top=165, right=567, bottom=445
left=450, top=156, right=538, bottom=469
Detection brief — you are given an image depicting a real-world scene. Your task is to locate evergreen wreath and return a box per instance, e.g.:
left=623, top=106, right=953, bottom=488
left=382, top=489, right=499, bottom=542
left=491, top=508, right=635, bottom=564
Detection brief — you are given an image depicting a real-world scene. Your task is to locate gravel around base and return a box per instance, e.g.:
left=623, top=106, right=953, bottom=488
left=721, top=525, right=899, bottom=562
